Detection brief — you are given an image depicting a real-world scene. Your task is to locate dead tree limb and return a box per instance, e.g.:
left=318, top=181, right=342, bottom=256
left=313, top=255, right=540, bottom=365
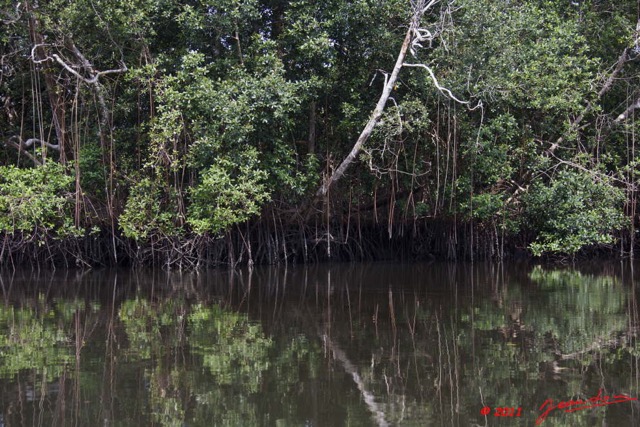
left=315, top=0, right=469, bottom=199
left=4, top=136, right=42, bottom=166
left=315, top=26, right=412, bottom=198
left=3, top=136, right=60, bottom=165
left=615, top=92, right=640, bottom=123
left=30, top=37, right=127, bottom=152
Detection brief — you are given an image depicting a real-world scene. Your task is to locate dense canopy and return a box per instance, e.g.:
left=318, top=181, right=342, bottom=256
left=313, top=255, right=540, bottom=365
left=1, top=0, right=639, bottom=266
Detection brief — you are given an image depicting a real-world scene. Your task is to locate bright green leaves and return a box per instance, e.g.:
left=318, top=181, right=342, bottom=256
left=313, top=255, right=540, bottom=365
left=524, top=170, right=627, bottom=256
left=122, top=49, right=310, bottom=239
left=0, top=163, right=74, bottom=237
left=119, top=178, right=181, bottom=240
left=187, top=153, right=268, bottom=235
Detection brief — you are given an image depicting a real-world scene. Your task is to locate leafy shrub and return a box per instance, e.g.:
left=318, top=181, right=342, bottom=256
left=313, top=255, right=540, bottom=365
left=187, top=153, right=269, bottom=235
left=119, top=178, right=181, bottom=240
left=0, top=163, right=74, bottom=237
left=524, top=169, right=627, bottom=256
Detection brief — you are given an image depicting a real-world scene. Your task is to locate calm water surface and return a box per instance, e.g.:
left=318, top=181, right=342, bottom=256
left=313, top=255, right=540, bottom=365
left=0, top=262, right=639, bottom=426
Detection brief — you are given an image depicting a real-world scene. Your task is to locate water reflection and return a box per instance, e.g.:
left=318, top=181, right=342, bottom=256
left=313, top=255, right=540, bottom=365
left=0, top=262, right=638, bottom=426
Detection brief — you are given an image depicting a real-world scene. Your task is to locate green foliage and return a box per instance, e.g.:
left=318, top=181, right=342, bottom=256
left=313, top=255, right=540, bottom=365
left=448, top=0, right=596, bottom=117
left=466, top=193, right=505, bottom=221
left=187, top=153, right=269, bottom=235
left=119, top=178, right=181, bottom=240
left=524, top=169, right=627, bottom=255
left=78, top=142, right=106, bottom=198
left=150, top=50, right=303, bottom=171
left=469, top=114, right=520, bottom=187
left=0, top=163, right=75, bottom=237
left=0, top=300, right=73, bottom=380
left=3, top=0, right=640, bottom=260
left=189, top=304, right=273, bottom=393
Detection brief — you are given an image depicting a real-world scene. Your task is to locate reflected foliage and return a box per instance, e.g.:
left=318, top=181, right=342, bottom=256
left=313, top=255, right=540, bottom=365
left=0, top=264, right=638, bottom=426
left=0, top=301, right=72, bottom=379
left=188, top=303, right=273, bottom=391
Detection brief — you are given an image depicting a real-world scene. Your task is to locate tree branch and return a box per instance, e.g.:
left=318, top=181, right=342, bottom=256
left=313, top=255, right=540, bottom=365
left=615, top=95, right=640, bottom=123
left=30, top=43, right=127, bottom=85
left=4, top=136, right=43, bottom=166
left=23, top=137, right=60, bottom=151
left=553, top=44, right=632, bottom=147
left=403, top=62, right=480, bottom=108
left=315, top=25, right=414, bottom=198
left=315, top=0, right=451, bottom=198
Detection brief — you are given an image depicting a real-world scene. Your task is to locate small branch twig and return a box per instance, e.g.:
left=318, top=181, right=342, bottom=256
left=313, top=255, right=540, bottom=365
left=30, top=43, right=127, bottom=85
left=403, top=62, right=481, bottom=109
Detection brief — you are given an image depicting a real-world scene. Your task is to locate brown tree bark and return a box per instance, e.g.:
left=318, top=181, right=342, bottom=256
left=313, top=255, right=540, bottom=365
left=308, top=100, right=317, bottom=155
left=24, top=0, right=67, bottom=164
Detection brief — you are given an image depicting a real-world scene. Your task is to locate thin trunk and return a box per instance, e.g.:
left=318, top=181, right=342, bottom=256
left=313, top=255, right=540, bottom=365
left=315, top=25, right=414, bottom=198
left=308, top=101, right=317, bottom=155
left=234, top=22, right=244, bottom=66
left=25, top=0, right=67, bottom=163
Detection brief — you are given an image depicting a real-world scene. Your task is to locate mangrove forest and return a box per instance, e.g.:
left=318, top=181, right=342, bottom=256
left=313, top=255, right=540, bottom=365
left=1, top=0, right=640, bottom=267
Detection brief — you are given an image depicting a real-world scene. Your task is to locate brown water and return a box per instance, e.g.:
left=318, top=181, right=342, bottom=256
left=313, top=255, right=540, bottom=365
left=0, top=262, right=638, bottom=426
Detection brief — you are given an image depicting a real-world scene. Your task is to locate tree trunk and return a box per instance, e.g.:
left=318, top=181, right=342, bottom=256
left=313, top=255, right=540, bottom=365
left=315, top=26, right=413, bottom=198
left=308, top=100, right=317, bottom=155
left=25, top=0, right=67, bottom=164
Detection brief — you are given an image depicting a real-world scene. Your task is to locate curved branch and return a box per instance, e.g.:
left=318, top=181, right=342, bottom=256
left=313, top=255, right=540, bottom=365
left=22, top=138, right=60, bottom=151
left=30, top=43, right=127, bottom=85
left=403, top=62, right=481, bottom=109
left=4, top=136, right=42, bottom=166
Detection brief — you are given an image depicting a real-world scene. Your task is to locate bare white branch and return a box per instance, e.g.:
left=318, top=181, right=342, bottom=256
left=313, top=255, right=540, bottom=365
left=4, top=135, right=61, bottom=165
left=403, top=62, right=481, bottom=109
left=413, top=0, right=440, bottom=15
left=23, top=137, right=60, bottom=151
left=30, top=42, right=127, bottom=85
left=615, top=96, right=640, bottom=123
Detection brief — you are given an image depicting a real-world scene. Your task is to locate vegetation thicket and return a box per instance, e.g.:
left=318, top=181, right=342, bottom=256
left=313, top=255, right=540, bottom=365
left=1, top=0, right=640, bottom=267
